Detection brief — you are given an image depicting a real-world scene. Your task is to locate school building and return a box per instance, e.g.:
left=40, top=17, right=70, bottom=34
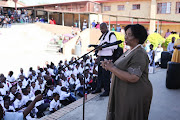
left=1, top=0, right=180, bottom=36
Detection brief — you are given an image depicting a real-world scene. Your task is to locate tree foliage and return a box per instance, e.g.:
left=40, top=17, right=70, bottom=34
left=146, top=33, right=165, bottom=49
left=162, top=34, right=180, bottom=48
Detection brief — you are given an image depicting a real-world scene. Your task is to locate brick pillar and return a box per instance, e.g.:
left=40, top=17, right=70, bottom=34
left=149, top=0, right=157, bottom=34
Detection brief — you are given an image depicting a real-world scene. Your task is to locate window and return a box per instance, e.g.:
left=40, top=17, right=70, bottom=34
left=176, top=2, right=180, bottom=13
left=104, top=6, right=111, bottom=11
left=132, top=4, right=140, bottom=10
left=157, top=2, right=171, bottom=14
left=117, top=5, right=125, bottom=11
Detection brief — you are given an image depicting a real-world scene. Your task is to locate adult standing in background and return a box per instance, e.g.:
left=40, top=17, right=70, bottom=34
left=116, top=24, right=121, bottom=32
left=167, top=37, right=175, bottom=53
left=92, top=20, right=96, bottom=28
left=164, top=29, right=171, bottom=38
left=155, top=44, right=163, bottom=65
left=92, top=23, right=118, bottom=97
left=101, top=24, right=152, bottom=120
left=82, top=20, right=87, bottom=30
left=171, top=33, right=180, bottom=63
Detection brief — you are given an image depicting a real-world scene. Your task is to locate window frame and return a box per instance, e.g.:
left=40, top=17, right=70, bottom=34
left=132, top=4, right=140, bottom=10
left=117, top=5, right=125, bottom=11
left=157, top=2, right=171, bottom=14
left=176, top=2, right=180, bottom=14
left=104, top=6, right=111, bottom=11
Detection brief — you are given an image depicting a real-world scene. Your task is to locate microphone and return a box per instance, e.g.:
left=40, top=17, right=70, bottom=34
left=88, top=42, right=108, bottom=48
left=102, top=40, right=122, bottom=48
left=88, top=44, right=98, bottom=48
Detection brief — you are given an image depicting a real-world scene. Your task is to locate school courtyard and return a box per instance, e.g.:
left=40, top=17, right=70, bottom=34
left=0, top=24, right=180, bottom=120
left=53, top=68, right=180, bottom=120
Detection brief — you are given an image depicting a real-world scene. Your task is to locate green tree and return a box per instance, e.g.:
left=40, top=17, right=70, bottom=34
left=162, top=34, right=180, bottom=48
left=146, top=33, right=165, bottom=49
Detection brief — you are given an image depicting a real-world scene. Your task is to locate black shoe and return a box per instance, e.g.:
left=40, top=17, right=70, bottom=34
left=100, top=92, right=109, bottom=97
left=92, top=89, right=101, bottom=94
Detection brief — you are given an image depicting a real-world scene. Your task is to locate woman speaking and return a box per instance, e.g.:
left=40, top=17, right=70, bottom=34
left=101, top=24, right=153, bottom=120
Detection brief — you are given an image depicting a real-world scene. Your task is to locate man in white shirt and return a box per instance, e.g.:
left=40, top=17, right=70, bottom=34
left=82, top=20, right=87, bottom=30
left=167, top=37, right=175, bottom=53
left=92, top=23, right=118, bottom=97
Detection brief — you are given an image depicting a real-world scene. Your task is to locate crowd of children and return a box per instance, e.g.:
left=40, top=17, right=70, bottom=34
left=0, top=55, right=98, bottom=119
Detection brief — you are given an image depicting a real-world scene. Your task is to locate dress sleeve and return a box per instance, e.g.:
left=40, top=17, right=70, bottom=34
left=127, top=50, right=148, bottom=77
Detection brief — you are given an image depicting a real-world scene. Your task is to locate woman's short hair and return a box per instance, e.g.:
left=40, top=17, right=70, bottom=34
left=125, top=24, right=148, bottom=44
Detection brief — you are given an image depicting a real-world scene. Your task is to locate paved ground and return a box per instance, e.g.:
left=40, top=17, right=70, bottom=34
left=58, top=68, right=180, bottom=120
left=0, top=24, right=66, bottom=77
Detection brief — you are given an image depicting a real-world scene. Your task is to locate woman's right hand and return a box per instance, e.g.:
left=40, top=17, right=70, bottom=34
left=101, top=59, right=115, bottom=71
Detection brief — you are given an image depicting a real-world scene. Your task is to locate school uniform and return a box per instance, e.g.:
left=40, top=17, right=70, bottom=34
left=0, top=88, right=6, bottom=102
left=69, top=77, right=76, bottom=91
left=61, top=80, right=69, bottom=88
left=2, top=82, right=11, bottom=92
left=27, top=78, right=35, bottom=83
left=13, top=99, right=24, bottom=109
left=35, top=100, right=49, bottom=118
left=7, top=75, right=15, bottom=83
left=78, top=67, right=84, bottom=74
left=22, top=79, right=28, bottom=88
left=54, top=85, right=62, bottom=96
left=47, top=89, right=54, bottom=97
left=21, top=95, right=29, bottom=105
left=49, top=99, right=60, bottom=112
left=3, top=105, right=15, bottom=112
left=18, top=73, right=26, bottom=78
left=72, top=67, right=79, bottom=77
left=9, top=92, right=15, bottom=101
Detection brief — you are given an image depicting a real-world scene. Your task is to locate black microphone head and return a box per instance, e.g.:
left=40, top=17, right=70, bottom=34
left=116, top=40, right=122, bottom=44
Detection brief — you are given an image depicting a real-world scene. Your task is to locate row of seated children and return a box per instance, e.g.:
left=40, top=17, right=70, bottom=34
left=0, top=56, right=98, bottom=119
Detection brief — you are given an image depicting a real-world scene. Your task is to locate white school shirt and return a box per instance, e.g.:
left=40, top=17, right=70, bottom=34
left=21, top=95, right=29, bottom=105
left=17, top=85, right=23, bottom=94
left=0, top=88, right=6, bottom=101
left=28, top=91, right=35, bottom=100
left=47, top=89, right=54, bottom=97
left=35, top=100, right=44, bottom=107
left=60, top=91, right=70, bottom=100
left=7, top=75, right=16, bottom=82
left=22, top=79, right=28, bottom=88
left=78, top=67, right=84, bottom=74
left=27, top=78, right=35, bottom=83
left=75, top=79, right=81, bottom=90
left=69, top=77, right=76, bottom=85
left=48, top=68, right=55, bottom=76
left=2, top=82, right=11, bottom=92
left=54, top=85, right=62, bottom=96
left=73, top=67, right=79, bottom=77
left=61, top=80, right=69, bottom=88
left=85, top=74, right=90, bottom=84
left=27, top=71, right=32, bottom=78
left=18, top=73, right=26, bottom=78
left=3, top=105, right=15, bottom=112
left=66, top=70, right=72, bottom=77
left=9, top=92, right=15, bottom=101
left=97, top=31, right=118, bottom=56
left=13, top=99, right=24, bottom=109
left=49, top=99, right=60, bottom=111
left=31, top=86, right=37, bottom=94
